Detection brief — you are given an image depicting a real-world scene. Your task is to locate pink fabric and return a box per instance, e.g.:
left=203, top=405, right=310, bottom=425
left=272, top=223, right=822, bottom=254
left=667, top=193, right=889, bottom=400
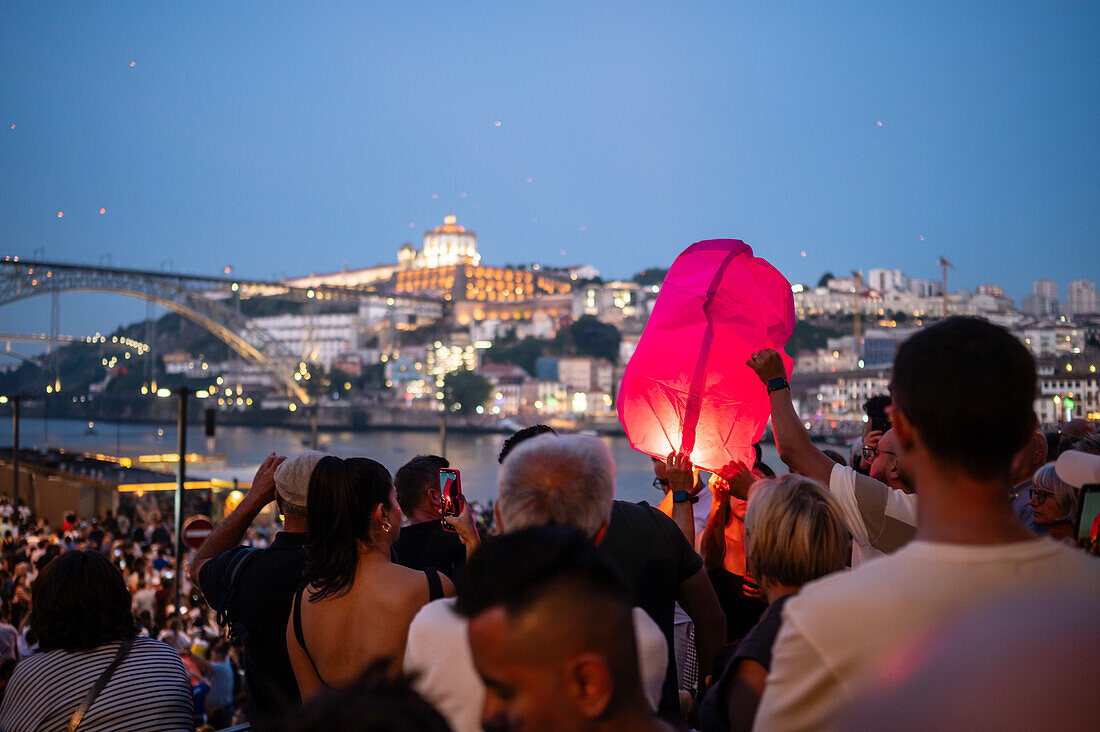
left=617, top=239, right=795, bottom=472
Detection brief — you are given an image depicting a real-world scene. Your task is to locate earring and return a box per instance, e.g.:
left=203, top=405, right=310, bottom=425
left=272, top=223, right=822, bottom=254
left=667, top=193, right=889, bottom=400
left=381, top=521, right=392, bottom=533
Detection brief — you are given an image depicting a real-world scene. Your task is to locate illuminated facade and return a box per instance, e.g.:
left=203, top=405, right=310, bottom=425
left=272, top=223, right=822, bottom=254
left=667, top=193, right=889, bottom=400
left=393, top=217, right=573, bottom=324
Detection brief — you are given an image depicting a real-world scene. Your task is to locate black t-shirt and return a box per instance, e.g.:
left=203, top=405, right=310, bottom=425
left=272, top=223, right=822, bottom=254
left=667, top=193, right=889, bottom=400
left=699, top=593, right=793, bottom=732
left=598, top=500, right=704, bottom=720
left=392, top=520, right=466, bottom=581
left=198, top=532, right=307, bottom=721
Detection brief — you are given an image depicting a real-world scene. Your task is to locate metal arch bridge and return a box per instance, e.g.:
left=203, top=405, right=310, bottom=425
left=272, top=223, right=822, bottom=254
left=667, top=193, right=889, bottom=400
left=0, top=258, right=411, bottom=404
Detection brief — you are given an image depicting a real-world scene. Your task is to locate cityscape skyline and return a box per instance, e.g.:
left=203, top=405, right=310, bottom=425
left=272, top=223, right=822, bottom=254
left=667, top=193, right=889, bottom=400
left=3, top=2, right=1099, bottom=339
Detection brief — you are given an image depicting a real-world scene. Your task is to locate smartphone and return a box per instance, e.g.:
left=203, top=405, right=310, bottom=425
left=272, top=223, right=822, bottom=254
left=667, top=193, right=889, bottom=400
left=1074, top=484, right=1100, bottom=555
left=870, top=414, right=891, bottom=434
left=439, top=468, right=463, bottom=532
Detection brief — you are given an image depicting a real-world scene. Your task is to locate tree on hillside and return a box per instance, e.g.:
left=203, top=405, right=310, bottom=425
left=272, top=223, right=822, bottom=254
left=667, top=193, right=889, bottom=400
left=632, top=268, right=669, bottom=286
left=484, top=337, right=549, bottom=376
left=442, top=370, right=492, bottom=415
left=817, top=271, right=836, bottom=288
left=558, top=316, right=621, bottom=364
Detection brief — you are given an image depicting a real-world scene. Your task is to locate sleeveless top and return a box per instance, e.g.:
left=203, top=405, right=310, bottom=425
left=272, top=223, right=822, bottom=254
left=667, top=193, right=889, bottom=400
left=291, top=566, right=444, bottom=688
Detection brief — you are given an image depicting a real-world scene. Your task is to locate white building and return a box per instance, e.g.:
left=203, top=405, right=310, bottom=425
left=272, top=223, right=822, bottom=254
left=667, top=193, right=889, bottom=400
left=400, top=215, right=481, bottom=270
left=1067, top=279, right=1097, bottom=319
left=867, top=269, right=909, bottom=294
left=252, top=312, right=359, bottom=369
left=1035, top=362, right=1099, bottom=425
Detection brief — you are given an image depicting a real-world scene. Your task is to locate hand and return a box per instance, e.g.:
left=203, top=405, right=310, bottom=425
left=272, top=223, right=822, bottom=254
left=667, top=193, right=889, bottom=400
left=712, top=460, right=755, bottom=501
left=665, top=452, right=697, bottom=495
left=858, top=430, right=882, bottom=469
left=742, top=571, right=765, bottom=601
left=746, top=349, right=786, bottom=385
left=443, top=502, right=481, bottom=550
left=244, top=453, right=286, bottom=508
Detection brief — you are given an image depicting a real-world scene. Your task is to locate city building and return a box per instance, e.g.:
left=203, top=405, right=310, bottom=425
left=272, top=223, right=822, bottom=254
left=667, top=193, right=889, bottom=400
left=1035, top=360, right=1099, bottom=425
left=252, top=312, right=359, bottom=370
left=867, top=269, right=909, bottom=294
left=1066, top=279, right=1098, bottom=319
left=1022, top=279, right=1060, bottom=319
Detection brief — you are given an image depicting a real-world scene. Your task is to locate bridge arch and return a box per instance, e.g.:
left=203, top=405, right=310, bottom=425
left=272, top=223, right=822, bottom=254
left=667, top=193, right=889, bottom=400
left=0, top=261, right=311, bottom=403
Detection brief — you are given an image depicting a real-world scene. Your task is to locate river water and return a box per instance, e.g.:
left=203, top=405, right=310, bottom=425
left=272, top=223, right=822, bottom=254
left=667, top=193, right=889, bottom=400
left=1, top=417, right=814, bottom=504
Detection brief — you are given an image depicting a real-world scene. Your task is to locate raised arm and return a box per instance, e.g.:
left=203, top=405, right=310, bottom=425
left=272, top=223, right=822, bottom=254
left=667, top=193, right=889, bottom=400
left=189, top=453, right=284, bottom=586
left=746, top=350, right=835, bottom=486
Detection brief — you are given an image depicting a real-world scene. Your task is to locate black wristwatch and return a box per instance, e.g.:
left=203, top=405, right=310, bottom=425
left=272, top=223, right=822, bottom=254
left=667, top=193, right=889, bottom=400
left=767, top=376, right=790, bottom=394
left=672, top=490, right=699, bottom=504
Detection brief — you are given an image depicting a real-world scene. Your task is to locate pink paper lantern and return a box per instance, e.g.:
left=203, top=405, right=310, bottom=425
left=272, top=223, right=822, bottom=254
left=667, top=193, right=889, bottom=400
left=617, top=239, right=795, bottom=473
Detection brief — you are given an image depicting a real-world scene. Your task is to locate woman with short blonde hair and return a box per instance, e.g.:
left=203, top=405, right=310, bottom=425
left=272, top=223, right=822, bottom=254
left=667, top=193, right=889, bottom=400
left=702, top=474, right=848, bottom=732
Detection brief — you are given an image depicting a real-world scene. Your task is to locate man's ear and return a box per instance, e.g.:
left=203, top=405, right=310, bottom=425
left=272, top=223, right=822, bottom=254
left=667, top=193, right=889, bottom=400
left=892, top=409, right=914, bottom=451
left=427, top=487, right=441, bottom=510
left=565, top=653, right=614, bottom=720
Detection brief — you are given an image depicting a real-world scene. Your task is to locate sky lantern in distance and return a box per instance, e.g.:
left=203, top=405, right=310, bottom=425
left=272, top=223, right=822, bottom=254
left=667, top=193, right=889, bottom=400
left=617, top=239, right=795, bottom=473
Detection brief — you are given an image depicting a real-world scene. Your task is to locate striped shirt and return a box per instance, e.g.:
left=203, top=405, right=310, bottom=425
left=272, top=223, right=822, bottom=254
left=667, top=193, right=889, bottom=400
left=0, top=636, right=193, bottom=732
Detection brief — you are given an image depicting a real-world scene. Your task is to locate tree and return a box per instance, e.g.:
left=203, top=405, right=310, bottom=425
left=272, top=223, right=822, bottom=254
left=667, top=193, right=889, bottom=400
left=632, top=267, right=669, bottom=286
left=484, top=337, right=549, bottom=376
left=560, top=316, right=621, bottom=364
left=442, top=370, right=492, bottom=415
left=816, top=271, right=836, bottom=288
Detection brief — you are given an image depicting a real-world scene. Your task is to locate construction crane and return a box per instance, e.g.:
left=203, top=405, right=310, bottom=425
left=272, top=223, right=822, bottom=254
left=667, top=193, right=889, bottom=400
left=851, top=269, right=863, bottom=358
left=938, top=256, right=954, bottom=318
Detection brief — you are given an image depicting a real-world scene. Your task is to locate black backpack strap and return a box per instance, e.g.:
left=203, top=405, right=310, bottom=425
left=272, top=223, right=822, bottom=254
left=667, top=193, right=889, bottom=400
left=293, top=585, right=329, bottom=688
left=424, top=567, right=444, bottom=601
left=212, top=546, right=260, bottom=630
left=68, top=638, right=133, bottom=731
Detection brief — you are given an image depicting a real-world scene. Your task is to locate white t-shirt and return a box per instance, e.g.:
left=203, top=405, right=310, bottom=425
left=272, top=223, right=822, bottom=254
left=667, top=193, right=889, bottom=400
left=828, top=464, right=918, bottom=566
left=404, top=598, right=668, bottom=732
left=754, top=538, right=1100, bottom=731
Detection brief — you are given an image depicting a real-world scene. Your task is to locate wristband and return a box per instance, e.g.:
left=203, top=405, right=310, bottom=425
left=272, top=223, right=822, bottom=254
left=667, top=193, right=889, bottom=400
left=672, top=490, right=699, bottom=504
left=767, top=376, right=790, bottom=394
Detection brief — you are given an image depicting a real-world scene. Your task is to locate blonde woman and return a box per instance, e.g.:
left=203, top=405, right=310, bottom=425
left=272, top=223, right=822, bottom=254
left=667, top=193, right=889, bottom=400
left=700, top=475, right=848, bottom=732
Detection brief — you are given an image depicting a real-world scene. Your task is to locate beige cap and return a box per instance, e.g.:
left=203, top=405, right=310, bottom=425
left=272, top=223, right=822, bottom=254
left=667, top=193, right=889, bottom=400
left=1055, top=450, right=1100, bottom=489
left=274, top=450, right=327, bottom=509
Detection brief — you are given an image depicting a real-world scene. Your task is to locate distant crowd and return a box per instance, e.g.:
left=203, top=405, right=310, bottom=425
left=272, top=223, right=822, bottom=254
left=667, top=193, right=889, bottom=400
left=1, top=316, right=1098, bottom=731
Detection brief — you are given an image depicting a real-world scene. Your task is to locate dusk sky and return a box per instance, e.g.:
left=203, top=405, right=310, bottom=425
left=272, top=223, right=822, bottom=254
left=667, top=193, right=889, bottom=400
left=2, top=1, right=1098, bottom=340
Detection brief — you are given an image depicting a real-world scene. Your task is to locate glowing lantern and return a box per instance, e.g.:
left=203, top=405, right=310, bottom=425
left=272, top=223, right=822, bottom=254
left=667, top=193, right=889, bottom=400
left=617, top=239, right=795, bottom=472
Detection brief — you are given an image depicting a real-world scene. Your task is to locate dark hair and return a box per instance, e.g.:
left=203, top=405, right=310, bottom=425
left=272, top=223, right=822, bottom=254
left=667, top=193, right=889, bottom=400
left=499, top=425, right=557, bottom=463
left=30, top=550, right=138, bottom=652
left=822, top=449, right=848, bottom=466
left=305, top=456, right=394, bottom=602
left=863, top=395, right=892, bottom=420
left=456, top=525, right=629, bottom=618
left=891, top=317, right=1035, bottom=480
left=455, top=526, right=639, bottom=701
left=264, top=661, right=450, bottom=732
left=394, top=455, right=449, bottom=513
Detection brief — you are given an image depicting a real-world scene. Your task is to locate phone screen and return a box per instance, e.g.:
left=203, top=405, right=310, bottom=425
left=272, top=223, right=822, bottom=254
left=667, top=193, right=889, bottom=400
left=439, top=469, right=462, bottom=519
left=1075, top=485, right=1100, bottom=547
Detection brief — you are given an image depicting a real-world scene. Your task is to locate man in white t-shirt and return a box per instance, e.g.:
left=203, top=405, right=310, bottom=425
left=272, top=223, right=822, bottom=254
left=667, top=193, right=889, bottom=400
left=741, top=349, right=918, bottom=565
left=747, top=318, right=1100, bottom=731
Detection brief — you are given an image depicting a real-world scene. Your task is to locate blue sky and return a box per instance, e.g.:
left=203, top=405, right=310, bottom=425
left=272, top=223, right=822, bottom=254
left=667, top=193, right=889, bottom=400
left=2, top=1, right=1098, bottom=340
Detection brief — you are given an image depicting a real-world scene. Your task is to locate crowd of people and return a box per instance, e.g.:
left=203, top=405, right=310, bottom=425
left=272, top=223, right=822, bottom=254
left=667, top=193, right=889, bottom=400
left=0, top=315, right=1098, bottom=731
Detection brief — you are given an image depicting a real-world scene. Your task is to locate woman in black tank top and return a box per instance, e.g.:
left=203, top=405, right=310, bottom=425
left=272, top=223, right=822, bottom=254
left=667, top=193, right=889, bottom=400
left=286, top=457, right=454, bottom=698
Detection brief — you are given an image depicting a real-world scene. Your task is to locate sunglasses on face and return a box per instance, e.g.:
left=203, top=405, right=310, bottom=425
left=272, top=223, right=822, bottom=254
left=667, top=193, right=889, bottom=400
left=862, top=445, right=897, bottom=463
left=1029, top=488, right=1055, bottom=506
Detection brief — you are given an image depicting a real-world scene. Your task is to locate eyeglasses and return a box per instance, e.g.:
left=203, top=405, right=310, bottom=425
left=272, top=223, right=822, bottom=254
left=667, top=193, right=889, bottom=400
left=652, top=477, right=670, bottom=490
left=862, top=445, right=897, bottom=462
left=1029, top=488, right=1055, bottom=506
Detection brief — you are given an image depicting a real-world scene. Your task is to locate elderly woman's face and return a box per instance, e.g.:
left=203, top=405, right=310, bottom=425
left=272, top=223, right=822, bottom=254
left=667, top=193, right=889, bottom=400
left=1028, top=487, right=1061, bottom=527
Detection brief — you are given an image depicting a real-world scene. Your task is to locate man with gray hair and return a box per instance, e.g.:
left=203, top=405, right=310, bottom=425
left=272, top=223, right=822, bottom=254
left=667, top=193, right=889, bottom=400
left=406, top=435, right=668, bottom=731
left=192, top=450, right=323, bottom=721
left=405, top=433, right=725, bottom=728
